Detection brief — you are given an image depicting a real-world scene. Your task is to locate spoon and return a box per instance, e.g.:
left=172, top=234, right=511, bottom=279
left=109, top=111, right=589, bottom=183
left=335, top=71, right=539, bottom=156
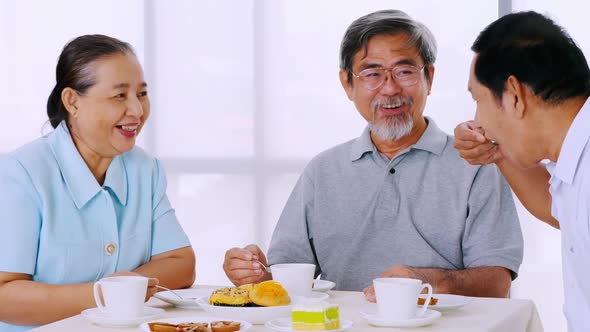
left=255, top=260, right=272, bottom=273
left=155, top=285, right=197, bottom=300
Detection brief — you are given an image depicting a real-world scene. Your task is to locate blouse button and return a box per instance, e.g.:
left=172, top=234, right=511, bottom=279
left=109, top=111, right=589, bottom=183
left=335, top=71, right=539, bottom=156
left=104, top=242, right=117, bottom=256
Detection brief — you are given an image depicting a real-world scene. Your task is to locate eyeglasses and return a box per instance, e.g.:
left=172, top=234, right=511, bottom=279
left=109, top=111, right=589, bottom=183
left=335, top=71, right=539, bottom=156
left=351, top=64, right=426, bottom=90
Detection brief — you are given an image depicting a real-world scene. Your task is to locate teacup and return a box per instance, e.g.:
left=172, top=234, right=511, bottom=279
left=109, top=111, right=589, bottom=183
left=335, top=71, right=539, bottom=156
left=93, top=276, right=148, bottom=318
left=271, top=263, right=315, bottom=297
left=373, top=277, right=433, bottom=320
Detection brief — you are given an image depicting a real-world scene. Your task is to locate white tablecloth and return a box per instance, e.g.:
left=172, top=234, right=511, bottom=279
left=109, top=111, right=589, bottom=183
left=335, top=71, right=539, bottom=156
left=30, top=289, right=543, bottom=332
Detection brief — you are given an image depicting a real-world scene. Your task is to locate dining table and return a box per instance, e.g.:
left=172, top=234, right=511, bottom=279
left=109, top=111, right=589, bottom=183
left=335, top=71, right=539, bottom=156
left=30, top=285, right=543, bottom=332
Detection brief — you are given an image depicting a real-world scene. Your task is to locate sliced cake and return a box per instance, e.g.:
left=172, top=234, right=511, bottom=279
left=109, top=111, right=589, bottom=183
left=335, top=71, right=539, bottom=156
left=292, top=301, right=340, bottom=330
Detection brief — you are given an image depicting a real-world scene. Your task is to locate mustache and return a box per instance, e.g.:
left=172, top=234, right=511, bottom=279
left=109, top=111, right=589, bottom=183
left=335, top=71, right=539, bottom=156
left=371, top=96, right=414, bottom=112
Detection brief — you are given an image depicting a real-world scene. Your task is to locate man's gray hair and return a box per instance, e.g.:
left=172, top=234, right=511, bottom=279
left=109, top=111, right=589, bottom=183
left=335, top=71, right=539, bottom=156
left=339, top=9, right=437, bottom=84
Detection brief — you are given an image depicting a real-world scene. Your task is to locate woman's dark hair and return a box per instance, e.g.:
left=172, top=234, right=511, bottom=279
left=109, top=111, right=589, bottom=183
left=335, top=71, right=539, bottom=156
left=47, top=34, right=135, bottom=128
left=472, top=11, right=590, bottom=104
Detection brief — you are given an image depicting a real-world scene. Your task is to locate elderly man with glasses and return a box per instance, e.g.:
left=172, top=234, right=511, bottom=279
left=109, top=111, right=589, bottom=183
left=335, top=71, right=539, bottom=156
left=223, top=9, right=523, bottom=300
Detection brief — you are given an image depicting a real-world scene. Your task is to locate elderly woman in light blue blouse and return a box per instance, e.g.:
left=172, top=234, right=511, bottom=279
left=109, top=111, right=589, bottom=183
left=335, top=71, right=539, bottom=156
left=0, top=35, right=196, bottom=331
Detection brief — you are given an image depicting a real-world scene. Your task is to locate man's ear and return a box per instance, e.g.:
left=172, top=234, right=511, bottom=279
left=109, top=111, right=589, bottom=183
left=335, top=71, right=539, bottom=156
left=426, top=64, right=435, bottom=95
left=339, top=69, right=354, bottom=101
left=503, top=75, right=527, bottom=119
left=61, top=87, right=80, bottom=118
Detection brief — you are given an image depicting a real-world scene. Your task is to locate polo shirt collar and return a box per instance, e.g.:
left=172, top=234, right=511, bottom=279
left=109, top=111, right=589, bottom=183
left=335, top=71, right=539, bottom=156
left=350, top=116, right=447, bottom=161
left=411, top=117, right=447, bottom=156
left=553, top=99, right=590, bottom=185
left=350, top=126, right=376, bottom=161
left=48, top=121, right=128, bottom=209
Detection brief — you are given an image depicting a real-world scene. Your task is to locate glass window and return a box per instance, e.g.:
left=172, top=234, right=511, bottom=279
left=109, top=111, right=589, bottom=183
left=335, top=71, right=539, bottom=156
left=261, top=0, right=497, bottom=158
left=149, top=0, right=255, bottom=159
left=167, top=173, right=255, bottom=284
left=0, top=0, right=145, bottom=151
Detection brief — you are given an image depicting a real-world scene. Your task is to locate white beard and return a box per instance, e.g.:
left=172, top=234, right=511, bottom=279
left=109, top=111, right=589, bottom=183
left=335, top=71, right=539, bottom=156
left=369, top=96, right=414, bottom=141
left=369, top=114, right=414, bottom=141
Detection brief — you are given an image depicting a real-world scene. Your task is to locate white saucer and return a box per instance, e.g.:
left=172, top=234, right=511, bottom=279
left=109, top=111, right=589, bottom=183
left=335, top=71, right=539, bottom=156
left=265, top=317, right=353, bottom=332
left=313, top=280, right=336, bottom=292
left=297, top=291, right=330, bottom=302
left=360, top=308, right=441, bottom=327
left=154, top=287, right=215, bottom=308
left=81, top=306, right=165, bottom=328
left=417, top=294, right=472, bottom=311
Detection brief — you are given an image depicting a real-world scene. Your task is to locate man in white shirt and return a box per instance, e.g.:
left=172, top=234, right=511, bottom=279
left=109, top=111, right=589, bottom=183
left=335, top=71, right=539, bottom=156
left=454, top=11, right=590, bottom=331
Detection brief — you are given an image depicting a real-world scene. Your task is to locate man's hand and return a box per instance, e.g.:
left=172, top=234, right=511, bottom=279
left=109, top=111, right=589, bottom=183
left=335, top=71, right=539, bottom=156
left=454, top=120, right=502, bottom=165
left=223, top=244, right=271, bottom=286
left=108, top=270, right=159, bottom=301
left=363, top=265, right=422, bottom=302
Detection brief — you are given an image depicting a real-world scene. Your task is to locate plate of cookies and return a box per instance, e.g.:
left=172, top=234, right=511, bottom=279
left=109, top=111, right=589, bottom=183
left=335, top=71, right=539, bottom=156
left=196, top=281, right=294, bottom=324
left=141, top=316, right=252, bottom=331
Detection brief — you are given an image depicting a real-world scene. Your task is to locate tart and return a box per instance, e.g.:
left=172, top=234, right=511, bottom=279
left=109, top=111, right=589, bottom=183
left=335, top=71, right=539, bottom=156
left=417, top=296, right=439, bottom=305
left=210, top=320, right=241, bottom=332
left=148, top=322, right=210, bottom=332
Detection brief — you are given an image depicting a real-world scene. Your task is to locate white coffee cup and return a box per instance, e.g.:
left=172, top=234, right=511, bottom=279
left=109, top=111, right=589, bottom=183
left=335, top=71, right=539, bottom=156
left=271, top=263, right=315, bottom=297
left=93, top=276, right=148, bottom=318
left=373, top=277, right=433, bottom=320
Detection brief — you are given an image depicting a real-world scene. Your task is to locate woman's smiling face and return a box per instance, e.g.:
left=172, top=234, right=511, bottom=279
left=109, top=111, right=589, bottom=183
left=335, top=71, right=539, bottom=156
left=67, top=52, right=150, bottom=158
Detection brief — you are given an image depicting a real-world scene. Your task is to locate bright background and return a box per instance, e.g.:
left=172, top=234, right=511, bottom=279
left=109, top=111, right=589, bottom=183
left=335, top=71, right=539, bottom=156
left=1, top=1, right=586, bottom=330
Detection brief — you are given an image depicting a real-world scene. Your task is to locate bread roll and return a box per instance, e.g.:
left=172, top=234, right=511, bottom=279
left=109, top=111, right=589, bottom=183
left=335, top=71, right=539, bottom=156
left=248, top=280, right=290, bottom=306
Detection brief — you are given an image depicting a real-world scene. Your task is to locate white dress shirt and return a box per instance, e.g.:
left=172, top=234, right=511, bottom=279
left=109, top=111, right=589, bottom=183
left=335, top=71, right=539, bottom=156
left=546, top=99, right=590, bottom=332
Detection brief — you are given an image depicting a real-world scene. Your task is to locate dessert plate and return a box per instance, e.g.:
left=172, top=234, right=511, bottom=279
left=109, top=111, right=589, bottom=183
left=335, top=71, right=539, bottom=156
left=81, top=306, right=164, bottom=328
left=417, top=294, right=472, bottom=311
left=360, top=308, right=441, bottom=327
left=265, top=317, right=353, bottom=332
left=304, top=291, right=330, bottom=302
left=154, top=287, right=216, bottom=308
left=312, top=280, right=336, bottom=292
left=196, top=296, right=293, bottom=324
left=140, top=316, right=252, bottom=331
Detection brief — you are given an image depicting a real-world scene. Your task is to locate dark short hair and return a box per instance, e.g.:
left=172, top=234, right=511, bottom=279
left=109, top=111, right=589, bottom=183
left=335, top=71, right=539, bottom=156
left=472, top=11, right=590, bottom=104
left=339, top=9, right=437, bottom=84
left=47, top=34, right=135, bottom=128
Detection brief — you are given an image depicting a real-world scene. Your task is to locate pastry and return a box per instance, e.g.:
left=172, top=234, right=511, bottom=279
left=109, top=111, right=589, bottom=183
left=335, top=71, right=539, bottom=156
left=417, top=296, right=439, bottom=305
left=210, top=320, right=241, bottom=332
left=179, top=322, right=210, bottom=331
left=148, top=322, right=210, bottom=332
left=208, top=281, right=290, bottom=307
left=148, top=322, right=179, bottom=332
left=248, top=280, right=291, bottom=306
left=209, top=287, right=252, bottom=306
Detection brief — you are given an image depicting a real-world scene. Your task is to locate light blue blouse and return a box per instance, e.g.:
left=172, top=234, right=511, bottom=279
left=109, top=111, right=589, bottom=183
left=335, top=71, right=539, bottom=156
left=0, top=121, right=191, bottom=331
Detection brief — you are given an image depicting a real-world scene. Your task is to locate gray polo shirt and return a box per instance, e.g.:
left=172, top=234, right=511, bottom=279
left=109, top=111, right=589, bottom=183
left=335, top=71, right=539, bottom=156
left=267, top=118, right=523, bottom=291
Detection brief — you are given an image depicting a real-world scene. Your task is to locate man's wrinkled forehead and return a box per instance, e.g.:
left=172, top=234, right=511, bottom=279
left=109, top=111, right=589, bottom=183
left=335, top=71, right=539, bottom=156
left=354, top=33, right=420, bottom=64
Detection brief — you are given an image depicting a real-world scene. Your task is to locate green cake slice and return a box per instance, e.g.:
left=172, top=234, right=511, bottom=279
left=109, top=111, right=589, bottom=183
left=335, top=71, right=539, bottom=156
left=292, top=300, right=340, bottom=330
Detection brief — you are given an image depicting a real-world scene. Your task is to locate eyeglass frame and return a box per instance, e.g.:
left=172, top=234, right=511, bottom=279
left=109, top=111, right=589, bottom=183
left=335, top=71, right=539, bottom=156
left=350, top=63, right=427, bottom=90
